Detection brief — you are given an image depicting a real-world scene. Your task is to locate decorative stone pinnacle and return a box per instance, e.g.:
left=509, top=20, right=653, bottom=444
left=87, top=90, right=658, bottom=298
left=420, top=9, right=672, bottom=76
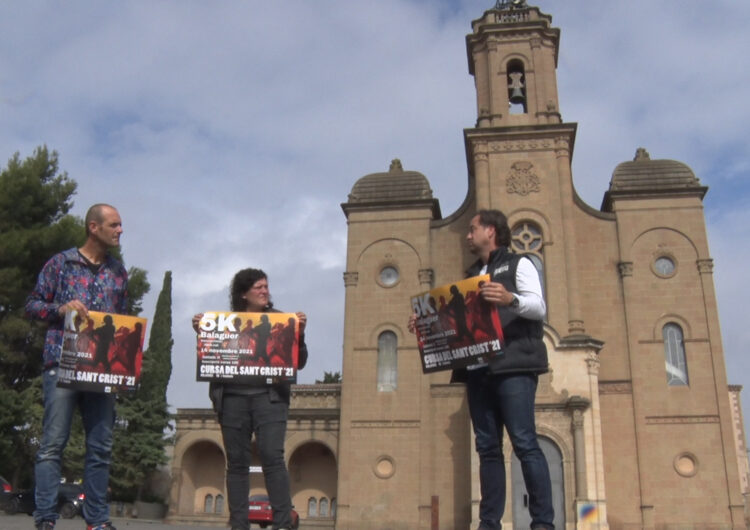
left=634, top=147, right=650, bottom=161
left=495, top=0, right=527, bottom=9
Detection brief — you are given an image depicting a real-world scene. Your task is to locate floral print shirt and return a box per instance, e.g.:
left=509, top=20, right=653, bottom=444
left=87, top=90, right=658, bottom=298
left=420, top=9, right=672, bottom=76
left=25, top=247, right=129, bottom=368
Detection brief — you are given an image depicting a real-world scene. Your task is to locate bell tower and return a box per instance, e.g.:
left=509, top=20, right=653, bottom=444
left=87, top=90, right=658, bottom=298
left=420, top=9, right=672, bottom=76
left=467, top=0, right=562, bottom=128
left=464, top=0, right=585, bottom=336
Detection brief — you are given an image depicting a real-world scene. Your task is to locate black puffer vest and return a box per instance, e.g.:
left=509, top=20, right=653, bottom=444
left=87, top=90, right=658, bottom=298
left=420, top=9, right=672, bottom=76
left=466, top=247, right=548, bottom=376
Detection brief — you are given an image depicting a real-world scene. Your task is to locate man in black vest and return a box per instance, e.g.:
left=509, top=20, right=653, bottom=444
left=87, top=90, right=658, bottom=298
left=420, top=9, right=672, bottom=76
left=462, top=209, right=554, bottom=530
left=411, top=209, right=554, bottom=530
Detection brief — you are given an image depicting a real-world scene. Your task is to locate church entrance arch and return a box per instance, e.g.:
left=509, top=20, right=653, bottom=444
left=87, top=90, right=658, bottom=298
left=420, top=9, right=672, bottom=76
left=511, top=435, right=565, bottom=528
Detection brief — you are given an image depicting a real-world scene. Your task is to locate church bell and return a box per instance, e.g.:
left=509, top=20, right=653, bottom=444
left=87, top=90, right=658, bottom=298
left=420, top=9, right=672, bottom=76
left=509, top=86, right=525, bottom=104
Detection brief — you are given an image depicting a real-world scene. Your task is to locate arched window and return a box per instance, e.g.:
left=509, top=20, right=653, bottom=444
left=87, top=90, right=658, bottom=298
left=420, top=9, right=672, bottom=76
left=203, top=494, right=213, bottom=513
left=377, top=330, right=398, bottom=392
left=331, top=498, right=337, bottom=517
left=663, top=323, right=689, bottom=386
left=308, top=496, right=318, bottom=517
left=511, top=221, right=546, bottom=300
left=214, top=494, right=224, bottom=513
left=319, top=497, right=329, bottom=517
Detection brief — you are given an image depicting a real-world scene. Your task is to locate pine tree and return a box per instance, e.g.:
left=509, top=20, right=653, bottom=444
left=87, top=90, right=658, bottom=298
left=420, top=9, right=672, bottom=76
left=0, top=147, right=81, bottom=487
left=315, top=371, right=342, bottom=384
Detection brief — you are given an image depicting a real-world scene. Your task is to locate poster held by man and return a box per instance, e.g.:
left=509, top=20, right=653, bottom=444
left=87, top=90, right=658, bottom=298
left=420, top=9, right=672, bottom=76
left=411, top=274, right=504, bottom=373
left=57, top=310, right=147, bottom=393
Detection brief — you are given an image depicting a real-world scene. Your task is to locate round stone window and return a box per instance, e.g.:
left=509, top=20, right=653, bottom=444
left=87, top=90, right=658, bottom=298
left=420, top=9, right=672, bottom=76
left=653, top=255, right=676, bottom=278
left=378, top=266, right=400, bottom=287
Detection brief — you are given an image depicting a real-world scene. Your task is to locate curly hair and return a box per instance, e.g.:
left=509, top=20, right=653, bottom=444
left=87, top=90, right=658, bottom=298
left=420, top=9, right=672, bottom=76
left=229, top=268, right=272, bottom=311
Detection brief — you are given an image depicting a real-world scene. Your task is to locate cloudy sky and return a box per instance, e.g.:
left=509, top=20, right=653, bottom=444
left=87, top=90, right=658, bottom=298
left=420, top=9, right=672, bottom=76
left=2, top=1, right=749, bottom=419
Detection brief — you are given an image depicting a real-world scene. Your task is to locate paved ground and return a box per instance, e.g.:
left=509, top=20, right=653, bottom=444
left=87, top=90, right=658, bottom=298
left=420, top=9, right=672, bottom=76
left=0, top=513, right=224, bottom=530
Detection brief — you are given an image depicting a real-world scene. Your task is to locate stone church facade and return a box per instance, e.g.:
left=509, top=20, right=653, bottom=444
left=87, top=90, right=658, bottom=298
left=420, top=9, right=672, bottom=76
left=167, top=3, right=749, bottom=529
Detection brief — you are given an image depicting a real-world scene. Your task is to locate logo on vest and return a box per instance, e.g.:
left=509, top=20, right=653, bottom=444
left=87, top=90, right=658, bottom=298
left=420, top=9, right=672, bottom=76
left=493, top=264, right=510, bottom=276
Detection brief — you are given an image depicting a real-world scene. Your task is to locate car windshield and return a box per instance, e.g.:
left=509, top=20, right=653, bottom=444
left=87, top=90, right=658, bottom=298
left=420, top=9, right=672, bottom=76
left=248, top=495, right=269, bottom=502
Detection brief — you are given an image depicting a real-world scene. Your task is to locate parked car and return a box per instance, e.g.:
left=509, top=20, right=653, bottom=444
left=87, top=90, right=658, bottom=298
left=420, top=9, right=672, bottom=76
left=4, top=482, right=85, bottom=519
left=248, top=494, right=299, bottom=529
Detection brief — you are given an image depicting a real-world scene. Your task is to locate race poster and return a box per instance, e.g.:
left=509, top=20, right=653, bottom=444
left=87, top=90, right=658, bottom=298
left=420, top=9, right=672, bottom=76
left=196, top=311, right=299, bottom=384
left=411, top=274, right=504, bottom=373
left=58, top=310, right=147, bottom=393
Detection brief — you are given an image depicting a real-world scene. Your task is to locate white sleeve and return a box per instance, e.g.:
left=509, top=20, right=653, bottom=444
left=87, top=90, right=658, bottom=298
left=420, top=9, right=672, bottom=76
left=513, top=256, right=546, bottom=321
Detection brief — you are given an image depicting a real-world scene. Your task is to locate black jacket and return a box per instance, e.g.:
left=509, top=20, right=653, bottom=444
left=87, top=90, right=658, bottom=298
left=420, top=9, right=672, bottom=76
left=208, top=307, right=308, bottom=412
left=453, top=247, right=548, bottom=381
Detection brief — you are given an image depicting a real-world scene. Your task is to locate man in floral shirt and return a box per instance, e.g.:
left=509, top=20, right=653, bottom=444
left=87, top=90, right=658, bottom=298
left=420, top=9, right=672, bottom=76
left=26, top=204, right=128, bottom=530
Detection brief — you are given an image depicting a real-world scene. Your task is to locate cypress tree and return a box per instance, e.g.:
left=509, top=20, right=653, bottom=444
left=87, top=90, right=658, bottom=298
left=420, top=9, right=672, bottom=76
left=111, top=271, right=173, bottom=501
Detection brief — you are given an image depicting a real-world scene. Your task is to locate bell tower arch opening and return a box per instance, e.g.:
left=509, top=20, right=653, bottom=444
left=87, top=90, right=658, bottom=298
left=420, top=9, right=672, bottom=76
left=507, top=59, right=527, bottom=115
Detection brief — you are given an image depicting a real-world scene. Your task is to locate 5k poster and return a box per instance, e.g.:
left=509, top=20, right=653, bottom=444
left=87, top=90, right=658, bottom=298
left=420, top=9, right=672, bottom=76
left=411, top=274, right=504, bottom=373
left=58, top=310, right=147, bottom=393
left=196, top=311, right=300, bottom=384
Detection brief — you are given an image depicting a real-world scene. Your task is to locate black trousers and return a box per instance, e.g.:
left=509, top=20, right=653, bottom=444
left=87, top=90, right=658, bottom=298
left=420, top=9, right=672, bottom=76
left=220, top=392, right=292, bottom=530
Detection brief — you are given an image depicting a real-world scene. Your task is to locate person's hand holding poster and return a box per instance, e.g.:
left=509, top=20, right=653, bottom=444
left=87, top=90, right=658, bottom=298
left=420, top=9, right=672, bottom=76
left=195, top=311, right=299, bottom=384
left=58, top=310, right=147, bottom=393
left=411, top=274, right=504, bottom=373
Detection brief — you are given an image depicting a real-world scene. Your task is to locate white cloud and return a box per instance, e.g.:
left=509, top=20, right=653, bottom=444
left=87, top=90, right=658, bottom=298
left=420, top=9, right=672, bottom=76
left=2, top=1, right=748, bottom=418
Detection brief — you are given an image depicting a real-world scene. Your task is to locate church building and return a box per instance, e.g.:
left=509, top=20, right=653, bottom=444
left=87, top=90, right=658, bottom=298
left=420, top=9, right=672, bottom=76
left=167, top=2, right=749, bottom=528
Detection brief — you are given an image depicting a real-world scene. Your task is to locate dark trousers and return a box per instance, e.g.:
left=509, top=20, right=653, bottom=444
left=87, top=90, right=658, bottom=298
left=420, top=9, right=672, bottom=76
left=466, top=369, right=554, bottom=530
left=220, top=392, right=293, bottom=530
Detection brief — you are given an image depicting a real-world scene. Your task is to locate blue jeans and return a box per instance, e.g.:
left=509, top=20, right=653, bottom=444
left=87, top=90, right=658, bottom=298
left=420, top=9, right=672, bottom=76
left=466, top=369, right=554, bottom=530
left=220, top=392, right=292, bottom=530
left=34, top=368, right=116, bottom=526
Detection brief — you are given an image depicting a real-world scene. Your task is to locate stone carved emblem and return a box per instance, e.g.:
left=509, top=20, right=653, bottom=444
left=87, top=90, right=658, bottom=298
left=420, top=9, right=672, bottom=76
left=506, top=161, right=540, bottom=196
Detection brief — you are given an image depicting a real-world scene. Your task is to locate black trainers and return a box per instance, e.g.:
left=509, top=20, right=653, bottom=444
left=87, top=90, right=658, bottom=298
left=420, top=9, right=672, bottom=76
left=36, top=522, right=55, bottom=530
